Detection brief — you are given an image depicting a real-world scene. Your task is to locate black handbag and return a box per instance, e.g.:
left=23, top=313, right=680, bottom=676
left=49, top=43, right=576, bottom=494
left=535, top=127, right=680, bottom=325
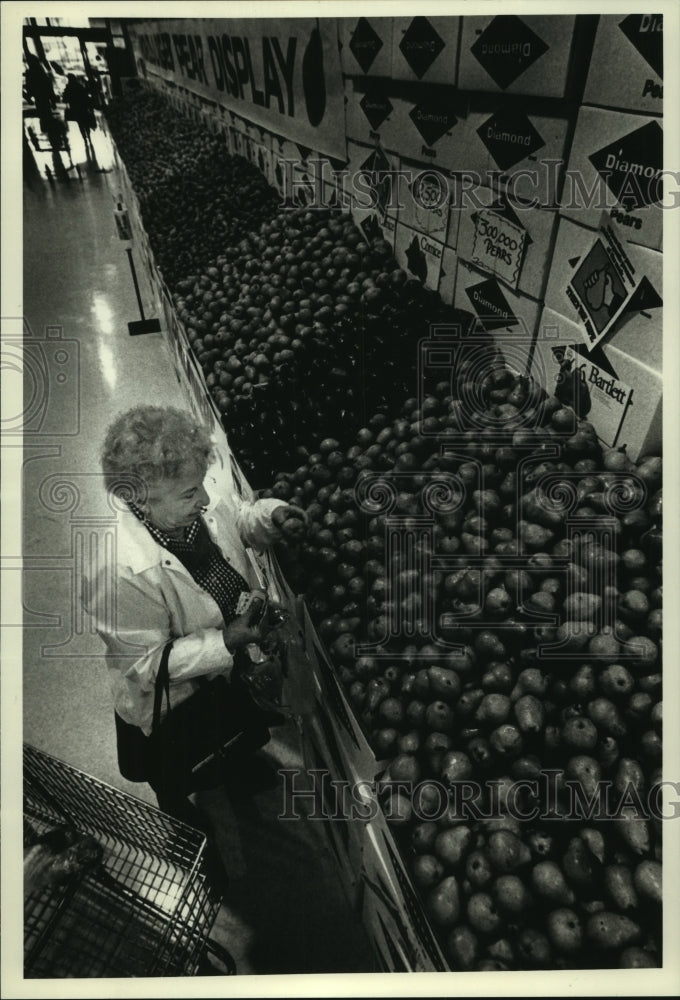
left=115, top=641, right=273, bottom=795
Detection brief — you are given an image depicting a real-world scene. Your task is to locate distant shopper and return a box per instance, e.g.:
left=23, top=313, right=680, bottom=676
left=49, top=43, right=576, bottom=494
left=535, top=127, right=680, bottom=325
left=24, top=54, right=56, bottom=135
left=63, top=73, right=95, bottom=144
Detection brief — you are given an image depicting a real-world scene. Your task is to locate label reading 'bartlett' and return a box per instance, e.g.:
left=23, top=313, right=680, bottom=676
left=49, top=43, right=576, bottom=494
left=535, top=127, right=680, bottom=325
left=556, top=345, right=632, bottom=447
left=618, top=13, right=663, bottom=78
left=465, top=276, right=519, bottom=332
left=471, top=208, right=527, bottom=289
left=477, top=107, right=545, bottom=171
left=470, top=15, right=549, bottom=89
left=399, top=16, right=446, bottom=79
left=349, top=17, right=384, bottom=74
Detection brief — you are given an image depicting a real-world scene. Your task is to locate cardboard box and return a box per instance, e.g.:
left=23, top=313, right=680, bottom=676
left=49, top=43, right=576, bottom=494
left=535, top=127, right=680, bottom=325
left=437, top=247, right=458, bottom=304
left=361, top=820, right=450, bottom=971
left=394, top=221, right=445, bottom=291
left=379, top=94, right=466, bottom=169
left=345, top=78, right=401, bottom=150
left=456, top=185, right=558, bottom=298
left=532, top=306, right=662, bottom=461
left=396, top=159, right=454, bottom=245
left=391, top=16, right=460, bottom=85
left=345, top=140, right=401, bottom=250
left=545, top=215, right=662, bottom=370
left=454, top=258, right=542, bottom=374
left=458, top=14, right=577, bottom=98
left=584, top=13, right=663, bottom=115
left=340, top=16, right=394, bottom=78
left=561, top=106, right=663, bottom=251
left=457, top=102, right=571, bottom=208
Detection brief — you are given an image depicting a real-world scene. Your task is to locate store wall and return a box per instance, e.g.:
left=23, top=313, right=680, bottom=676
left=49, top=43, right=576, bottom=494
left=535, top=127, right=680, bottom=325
left=126, top=14, right=663, bottom=460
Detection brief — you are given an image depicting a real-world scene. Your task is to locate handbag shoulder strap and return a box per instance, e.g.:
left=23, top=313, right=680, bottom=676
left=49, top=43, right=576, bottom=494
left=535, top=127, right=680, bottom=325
left=152, top=640, right=174, bottom=735
left=151, top=639, right=210, bottom=735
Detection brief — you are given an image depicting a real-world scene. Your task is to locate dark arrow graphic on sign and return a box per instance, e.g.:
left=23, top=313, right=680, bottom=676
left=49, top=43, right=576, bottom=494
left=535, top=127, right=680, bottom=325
left=625, top=274, right=663, bottom=315
left=470, top=15, right=549, bottom=89
left=405, top=235, right=428, bottom=282
left=466, top=277, right=519, bottom=331
left=619, top=14, right=663, bottom=78
left=569, top=256, right=581, bottom=268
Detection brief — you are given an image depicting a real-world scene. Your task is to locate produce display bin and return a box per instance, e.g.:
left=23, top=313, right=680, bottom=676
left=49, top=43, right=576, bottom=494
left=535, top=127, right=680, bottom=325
left=23, top=744, right=228, bottom=978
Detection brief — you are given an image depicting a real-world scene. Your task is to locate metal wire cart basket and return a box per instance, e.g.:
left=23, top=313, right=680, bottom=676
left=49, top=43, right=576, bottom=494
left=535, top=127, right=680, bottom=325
left=23, top=743, right=228, bottom=978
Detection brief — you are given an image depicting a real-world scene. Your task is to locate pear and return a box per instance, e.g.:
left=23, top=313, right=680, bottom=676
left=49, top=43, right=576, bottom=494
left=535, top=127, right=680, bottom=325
left=599, top=664, right=635, bottom=699
left=588, top=697, right=628, bottom=737
left=481, top=661, right=514, bottom=694
left=528, top=830, right=554, bottom=859
left=425, top=700, right=454, bottom=733
left=412, top=853, right=445, bottom=890
left=580, top=827, right=607, bottom=864
left=511, top=754, right=543, bottom=780
left=546, top=907, right=583, bottom=955
left=466, top=892, right=502, bottom=935
left=627, top=692, right=653, bottom=721
left=619, top=946, right=658, bottom=968
left=531, top=861, right=575, bottom=904
left=635, top=455, right=662, bottom=488
left=520, top=522, right=555, bottom=552
left=585, top=911, right=641, bottom=949
left=489, top=724, right=523, bottom=759
left=555, top=620, right=594, bottom=653
left=563, top=592, right=603, bottom=622
left=456, top=687, right=485, bottom=718
left=597, top=736, right=620, bottom=770
left=486, top=937, right=516, bottom=967
left=426, top=875, right=461, bottom=927
left=566, top=754, right=602, bottom=800
left=434, top=826, right=473, bottom=870
left=615, top=758, right=646, bottom=798
left=445, top=924, right=479, bottom=971
left=569, top=663, right=597, bottom=699
left=427, top=666, right=461, bottom=704
left=617, top=818, right=650, bottom=856
left=640, top=729, right=662, bottom=761
left=475, top=693, right=512, bottom=725
left=468, top=736, right=494, bottom=769
left=562, top=716, right=598, bottom=751
left=486, top=830, right=523, bottom=873
left=465, top=850, right=494, bottom=889
left=516, top=927, right=553, bottom=967
left=513, top=694, right=545, bottom=734
left=626, top=635, right=658, bottom=673
left=633, top=859, right=661, bottom=904
left=411, top=822, right=438, bottom=854
left=604, top=864, right=638, bottom=911
left=365, top=676, right=390, bottom=711
left=515, top=667, right=549, bottom=697
left=476, top=958, right=509, bottom=971
left=493, top=874, right=532, bottom=914
left=440, top=750, right=473, bottom=784
left=588, top=631, right=622, bottom=664
left=602, top=445, right=635, bottom=473
left=562, top=837, right=595, bottom=886
left=412, top=668, right=432, bottom=699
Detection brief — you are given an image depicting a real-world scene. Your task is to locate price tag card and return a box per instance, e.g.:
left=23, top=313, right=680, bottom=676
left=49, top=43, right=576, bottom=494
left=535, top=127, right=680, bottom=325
left=470, top=208, right=526, bottom=290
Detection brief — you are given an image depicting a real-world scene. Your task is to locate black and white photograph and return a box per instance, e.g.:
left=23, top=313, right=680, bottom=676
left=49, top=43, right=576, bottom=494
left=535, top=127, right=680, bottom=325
left=2, top=1, right=679, bottom=995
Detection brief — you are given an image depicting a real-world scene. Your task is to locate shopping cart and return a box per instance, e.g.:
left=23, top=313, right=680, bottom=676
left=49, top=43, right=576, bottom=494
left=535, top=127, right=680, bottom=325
left=23, top=743, right=235, bottom=978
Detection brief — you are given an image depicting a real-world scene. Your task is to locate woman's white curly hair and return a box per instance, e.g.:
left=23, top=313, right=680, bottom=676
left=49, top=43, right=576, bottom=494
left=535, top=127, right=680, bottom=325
left=101, top=405, right=214, bottom=499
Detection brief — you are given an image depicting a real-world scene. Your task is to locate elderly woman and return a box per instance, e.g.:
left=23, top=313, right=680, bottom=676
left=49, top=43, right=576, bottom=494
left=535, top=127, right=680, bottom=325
left=88, top=405, right=304, bottom=831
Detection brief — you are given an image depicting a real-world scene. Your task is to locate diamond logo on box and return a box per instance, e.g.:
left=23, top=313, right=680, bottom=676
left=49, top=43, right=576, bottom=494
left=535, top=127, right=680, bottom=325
left=619, top=13, right=663, bottom=78
left=477, top=107, right=545, bottom=171
left=470, top=15, right=549, bottom=89
left=399, top=16, right=446, bottom=79
left=349, top=18, right=384, bottom=74
left=588, top=120, right=663, bottom=210
left=466, top=277, right=519, bottom=331
left=359, top=87, right=393, bottom=131
left=409, top=102, right=457, bottom=147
